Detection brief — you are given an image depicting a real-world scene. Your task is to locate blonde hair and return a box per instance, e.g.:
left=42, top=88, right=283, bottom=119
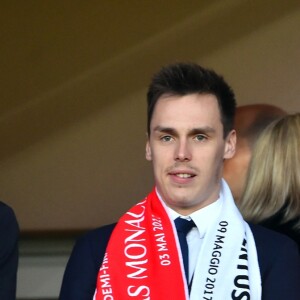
left=239, top=113, right=300, bottom=230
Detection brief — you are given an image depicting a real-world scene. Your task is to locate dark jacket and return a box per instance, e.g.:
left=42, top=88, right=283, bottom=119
left=0, top=202, right=19, bottom=300
left=60, top=223, right=300, bottom=300
left=259, top=206, right=300, bottom=251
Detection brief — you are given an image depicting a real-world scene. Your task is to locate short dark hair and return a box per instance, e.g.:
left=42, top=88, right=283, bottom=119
left=147, top=62, right=236, bottom=137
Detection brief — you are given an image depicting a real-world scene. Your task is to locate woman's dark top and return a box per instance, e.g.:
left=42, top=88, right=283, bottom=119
left=259, top=205, right=300, bottom=251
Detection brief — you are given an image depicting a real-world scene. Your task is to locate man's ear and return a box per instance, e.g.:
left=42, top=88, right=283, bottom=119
left=224, top=130, right=236, bottom=159
left=145, top=139, right=152, bottom=161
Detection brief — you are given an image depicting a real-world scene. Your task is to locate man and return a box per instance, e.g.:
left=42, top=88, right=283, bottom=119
left=0, top=201, right=19, bottom=300
left=60, top=63, right=300, bottom=299
left=223, top=104, right=287, bottom=203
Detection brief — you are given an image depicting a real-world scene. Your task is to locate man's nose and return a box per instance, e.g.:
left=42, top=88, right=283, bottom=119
left=175, top=139, right=192, bottom=161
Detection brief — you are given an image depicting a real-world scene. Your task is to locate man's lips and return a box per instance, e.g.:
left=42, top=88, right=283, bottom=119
left=171, top=173, right=195, bottom=178
left=168, top=170, right=197, bottom=179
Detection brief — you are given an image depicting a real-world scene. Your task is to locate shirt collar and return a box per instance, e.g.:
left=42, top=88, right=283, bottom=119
left=156, top=187, right=223, bottom=238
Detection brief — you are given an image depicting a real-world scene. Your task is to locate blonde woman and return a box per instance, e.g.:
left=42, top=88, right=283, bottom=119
left=239, top=113, right=300, bottom=249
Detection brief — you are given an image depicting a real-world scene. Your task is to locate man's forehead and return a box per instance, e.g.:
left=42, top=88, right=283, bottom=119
left=152, top=95, right=221, bottom=120
left=154, top=93, right=220, bottom=113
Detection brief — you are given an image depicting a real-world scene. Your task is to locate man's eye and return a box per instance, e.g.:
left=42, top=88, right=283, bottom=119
left=195, top=134, right=206, bottom=141
left=161, top=136, right=173, bottom=142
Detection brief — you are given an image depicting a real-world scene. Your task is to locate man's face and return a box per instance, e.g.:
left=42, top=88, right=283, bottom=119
left=146, top=93, right=236, bottom=215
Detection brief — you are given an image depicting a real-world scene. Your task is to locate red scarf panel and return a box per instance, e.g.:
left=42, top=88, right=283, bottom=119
left=94, top=188, right=188, bottom=299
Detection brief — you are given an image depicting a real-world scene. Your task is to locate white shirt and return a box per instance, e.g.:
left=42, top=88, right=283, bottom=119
left=167, top=198, right=222, bottom=282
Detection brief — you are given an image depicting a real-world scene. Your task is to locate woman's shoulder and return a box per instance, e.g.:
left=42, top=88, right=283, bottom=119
left=249, top=222, right=297, bottom=248
left=249, top=222, right=299, bottom=270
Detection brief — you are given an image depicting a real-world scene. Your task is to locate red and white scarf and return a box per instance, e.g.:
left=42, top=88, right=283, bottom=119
left=93, top=180, right=261, bottom=299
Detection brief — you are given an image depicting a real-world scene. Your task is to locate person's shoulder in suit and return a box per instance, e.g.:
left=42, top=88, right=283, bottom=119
left=59, top=223, right=116, bottom=300
left=60, top=222, right=300, bottom=300
left=0, top=201, right=19, bottom=230
left=249, top=222, right=300, bottom=300
left=0, top=201, right=19, bottom=300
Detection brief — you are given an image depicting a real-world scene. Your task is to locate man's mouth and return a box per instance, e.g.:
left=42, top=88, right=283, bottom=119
left=176, top=173, right=194, bottom=178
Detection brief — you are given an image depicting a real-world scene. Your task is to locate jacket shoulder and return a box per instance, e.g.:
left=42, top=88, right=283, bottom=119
left=0, top=201, right=19, bottom=248
left=0, top=201, right=18, bottom=225
left=80, top=223, right=116, bottom=263
left=249, top=222, right=300, bottom=299
left=249, top=222, right=298, bottom=251
left=59, top=223, right=116, bottom=299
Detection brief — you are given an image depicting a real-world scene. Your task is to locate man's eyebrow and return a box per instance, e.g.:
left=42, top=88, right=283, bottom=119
left=153, top=126, right=177, bottom=135
left=152, top=126, right=216, bottom=135
left=189, top=127, right=216, bottom=135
